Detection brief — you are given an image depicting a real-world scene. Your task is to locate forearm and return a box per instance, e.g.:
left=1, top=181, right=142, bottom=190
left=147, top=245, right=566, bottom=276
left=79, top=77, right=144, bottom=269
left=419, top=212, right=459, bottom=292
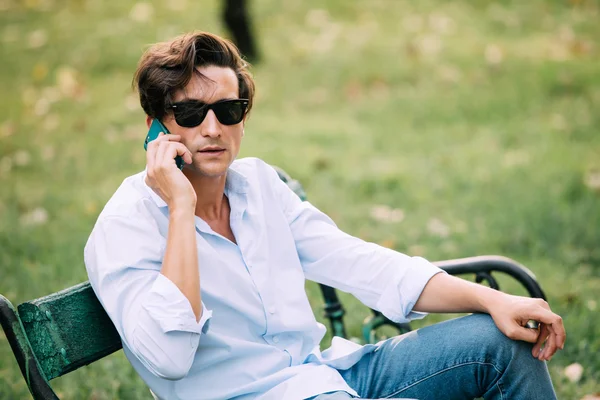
left=413, top=273, right=504, bottom=314
left=161, top=207, right=202, bottom=320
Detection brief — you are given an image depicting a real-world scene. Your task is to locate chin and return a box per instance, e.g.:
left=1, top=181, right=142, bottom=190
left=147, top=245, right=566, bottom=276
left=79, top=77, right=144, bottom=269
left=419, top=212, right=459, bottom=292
left=189, top=161, right=230, bottom=177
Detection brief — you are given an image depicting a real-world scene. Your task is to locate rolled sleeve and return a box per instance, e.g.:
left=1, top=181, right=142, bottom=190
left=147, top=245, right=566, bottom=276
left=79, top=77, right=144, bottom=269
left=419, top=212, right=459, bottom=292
left=376, top=257, right=446, bottom=323
left=144, top=274, right=212, bottom=334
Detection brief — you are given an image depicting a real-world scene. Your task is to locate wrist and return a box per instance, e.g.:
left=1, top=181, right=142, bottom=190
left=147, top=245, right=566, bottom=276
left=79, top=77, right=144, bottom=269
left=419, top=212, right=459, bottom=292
left=169, top=203, right=196, bottom=219
left=478, top=287, right=509, bottom=314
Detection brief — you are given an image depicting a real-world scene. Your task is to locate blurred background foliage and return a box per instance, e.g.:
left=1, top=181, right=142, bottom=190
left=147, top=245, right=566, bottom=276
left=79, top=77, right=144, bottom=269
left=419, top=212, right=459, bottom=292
left=0, top=0, right=599, bottom=398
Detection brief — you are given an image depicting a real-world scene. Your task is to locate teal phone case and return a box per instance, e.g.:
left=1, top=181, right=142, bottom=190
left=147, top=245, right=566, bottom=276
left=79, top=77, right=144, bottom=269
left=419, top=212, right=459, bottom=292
left=144, top=119, right=184, bottom=170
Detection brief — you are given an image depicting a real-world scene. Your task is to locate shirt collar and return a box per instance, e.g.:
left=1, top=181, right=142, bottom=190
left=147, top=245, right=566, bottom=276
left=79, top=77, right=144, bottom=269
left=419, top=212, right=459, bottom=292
left=141, top=165, right=248, bottom=209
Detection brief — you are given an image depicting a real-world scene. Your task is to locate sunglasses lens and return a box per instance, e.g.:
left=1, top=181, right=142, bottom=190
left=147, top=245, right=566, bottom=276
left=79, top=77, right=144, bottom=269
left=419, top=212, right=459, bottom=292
left=172, top=100, right=248, bottom=127
left=213, top=101, right=247, bottom=125
left=173, top=102, right=207, bottom=128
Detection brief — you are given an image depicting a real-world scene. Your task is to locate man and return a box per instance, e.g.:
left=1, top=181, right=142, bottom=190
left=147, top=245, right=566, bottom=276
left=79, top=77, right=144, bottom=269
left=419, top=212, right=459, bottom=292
left=84, top=31, right=565, bottom=400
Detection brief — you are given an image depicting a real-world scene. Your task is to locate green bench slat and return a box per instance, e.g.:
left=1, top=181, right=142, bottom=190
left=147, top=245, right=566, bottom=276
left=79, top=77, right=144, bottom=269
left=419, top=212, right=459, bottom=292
left=17, top=282, right=121, bottom=381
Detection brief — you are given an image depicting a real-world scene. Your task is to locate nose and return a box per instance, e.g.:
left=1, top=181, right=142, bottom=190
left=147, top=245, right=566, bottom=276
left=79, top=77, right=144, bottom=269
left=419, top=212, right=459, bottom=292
left=200, top=109, right=222, bottom=138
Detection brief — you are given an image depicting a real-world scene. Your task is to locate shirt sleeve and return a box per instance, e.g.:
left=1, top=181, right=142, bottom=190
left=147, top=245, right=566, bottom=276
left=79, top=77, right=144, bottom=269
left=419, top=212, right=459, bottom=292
left=84, top=214, right=211, bottom=380
left=263, top=163, right=445, bottom=323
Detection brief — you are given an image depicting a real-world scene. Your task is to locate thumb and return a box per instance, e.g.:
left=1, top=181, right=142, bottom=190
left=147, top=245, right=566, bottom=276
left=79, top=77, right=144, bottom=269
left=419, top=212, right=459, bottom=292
left=515, top=324, right=540, bottom=343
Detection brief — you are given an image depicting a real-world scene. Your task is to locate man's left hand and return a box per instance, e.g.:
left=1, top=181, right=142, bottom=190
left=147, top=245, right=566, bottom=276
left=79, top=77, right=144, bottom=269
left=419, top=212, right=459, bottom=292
left=487, top=294, right=566, bottom=361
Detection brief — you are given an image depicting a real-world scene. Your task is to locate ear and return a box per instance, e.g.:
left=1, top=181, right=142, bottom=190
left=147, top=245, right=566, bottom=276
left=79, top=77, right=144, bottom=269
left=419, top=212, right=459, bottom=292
left=145, top=115, right=152, bottom=129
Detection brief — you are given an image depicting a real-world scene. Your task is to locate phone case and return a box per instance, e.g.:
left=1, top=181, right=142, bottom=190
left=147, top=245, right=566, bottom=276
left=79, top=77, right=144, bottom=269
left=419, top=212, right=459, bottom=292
left=144, top=119, right=184, bottom=170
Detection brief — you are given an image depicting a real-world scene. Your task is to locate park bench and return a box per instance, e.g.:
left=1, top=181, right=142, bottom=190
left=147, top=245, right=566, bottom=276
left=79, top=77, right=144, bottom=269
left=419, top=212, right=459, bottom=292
left=0, top=167, right=546, bottom=400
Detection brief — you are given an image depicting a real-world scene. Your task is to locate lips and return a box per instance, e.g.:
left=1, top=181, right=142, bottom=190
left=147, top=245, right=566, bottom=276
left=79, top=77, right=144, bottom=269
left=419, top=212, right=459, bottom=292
left=199, top=146, right=225, bottom=153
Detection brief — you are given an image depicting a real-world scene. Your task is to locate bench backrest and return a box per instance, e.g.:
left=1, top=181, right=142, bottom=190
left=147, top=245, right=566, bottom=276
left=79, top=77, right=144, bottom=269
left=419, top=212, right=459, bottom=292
left=17, top=282, right=121, bottom=381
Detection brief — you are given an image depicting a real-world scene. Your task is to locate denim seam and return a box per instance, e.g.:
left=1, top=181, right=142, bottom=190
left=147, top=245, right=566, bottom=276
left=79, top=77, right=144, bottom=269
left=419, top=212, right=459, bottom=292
left=381, top=361, right=503, bottom=399
left=496, top=382, right=504, bottom=400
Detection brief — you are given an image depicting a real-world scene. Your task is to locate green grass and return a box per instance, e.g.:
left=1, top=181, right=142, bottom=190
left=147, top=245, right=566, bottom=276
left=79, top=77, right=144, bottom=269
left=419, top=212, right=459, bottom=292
left=1, top=0, right=599, bottom=398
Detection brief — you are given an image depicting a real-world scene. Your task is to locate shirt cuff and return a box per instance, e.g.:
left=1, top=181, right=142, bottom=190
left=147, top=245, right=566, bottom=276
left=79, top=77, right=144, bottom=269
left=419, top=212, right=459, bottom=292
left=143, top=274, right=212, bottom=334
left=376, top=257, right=446, bottom=323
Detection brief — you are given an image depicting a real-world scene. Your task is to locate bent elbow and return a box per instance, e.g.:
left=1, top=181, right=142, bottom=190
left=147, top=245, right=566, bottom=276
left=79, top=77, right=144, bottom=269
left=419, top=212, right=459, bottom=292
left=150, top=361, right=191, bottom=381
left=130, top=328, right=197, bottom=381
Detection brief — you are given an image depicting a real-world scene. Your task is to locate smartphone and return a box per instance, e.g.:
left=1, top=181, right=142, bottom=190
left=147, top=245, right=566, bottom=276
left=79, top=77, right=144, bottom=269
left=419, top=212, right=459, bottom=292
left=144, top=119, right=184, bottom=170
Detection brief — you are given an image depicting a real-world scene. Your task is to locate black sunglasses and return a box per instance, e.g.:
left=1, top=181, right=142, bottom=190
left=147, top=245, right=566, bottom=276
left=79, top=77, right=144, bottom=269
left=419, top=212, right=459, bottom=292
left=169, top=99, right=249, bottom=128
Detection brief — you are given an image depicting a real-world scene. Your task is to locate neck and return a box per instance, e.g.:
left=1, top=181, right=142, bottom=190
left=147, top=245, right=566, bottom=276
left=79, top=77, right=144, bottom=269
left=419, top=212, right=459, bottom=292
left=184, top=169, right=228, bottom=221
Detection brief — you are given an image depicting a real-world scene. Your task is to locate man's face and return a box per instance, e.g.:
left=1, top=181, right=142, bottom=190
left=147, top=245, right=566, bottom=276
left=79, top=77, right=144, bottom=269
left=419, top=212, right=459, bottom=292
left=162, top=66, right=244, bottom=178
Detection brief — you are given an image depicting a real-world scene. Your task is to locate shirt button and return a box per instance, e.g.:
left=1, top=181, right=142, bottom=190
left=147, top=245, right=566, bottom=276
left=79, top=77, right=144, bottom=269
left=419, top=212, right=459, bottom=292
left=268, top=307, right=276, bottom=314
left=273, top=336, right=280, bottom=344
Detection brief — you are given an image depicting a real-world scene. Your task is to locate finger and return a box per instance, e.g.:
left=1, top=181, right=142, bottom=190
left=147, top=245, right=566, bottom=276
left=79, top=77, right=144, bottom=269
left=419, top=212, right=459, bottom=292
left=530, top=307, right=566, bottom=351
left=146, top=132, right=166, bottom=172
left=154, top=140, right=169, bottom=169
left=549, top=318, right=567, bottom=350
left=542, top=332, right=558, bottom=361
left=508, top=323, right=540, bottom=343
left=164, top=142, right=193, bottom=166
left=156, top=142, right=191, bottom=169
left=532, top=324, right=549, bottom=358
left=152, top=131, right=181, bottom=142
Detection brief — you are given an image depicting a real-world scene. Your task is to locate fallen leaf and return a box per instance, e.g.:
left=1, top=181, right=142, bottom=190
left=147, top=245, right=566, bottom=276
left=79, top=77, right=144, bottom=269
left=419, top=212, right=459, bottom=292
left=580, top=394, right=600, bottom=400
left=564, top=363, right=583, bottom=383
left=20, top=207, right=49, bottom=226
left=402, top=14, right=423, bottom=33
left=344, top=80, right=363, bottom=101
left=34, top=98, right=50, bottom=116
left=0, top=121, right=15, bottom=138
left=0, top=156, right=12, bottom=175
left=485, top=44, right=504, bottom=65
left=166, top=0, right=187, bottom=11
left=379, top=239, right=395, bottom=249
left=56, top=66, right=82, bottom=98
left=369, top=79, right=390, bottom=100
left=416, top=34, right=442, bottom=56
left=370, top=205, right=405, bottom=223
left=550, top=113, right=567, bottom=131
left=41, top=86, right=62, bottom=103
left=32, top=62, right=49, bottom=81
left=85, top=201, right=97, bottom=215
left=584, top=170, right=600, bottom=191
left=28, top=29, right=47, bottom=49
left=129, top=2, right=154, bottom=22
left=502, top=150, right=530, bottom=168
left=427, top=218, right=450, bottom=238
left=437, top=65, right=461, bottom=83
left=408, top=245, right=425, bottom=256
left=41, top=146, right=55, bottom=161
left=305, top=9, right=330, bottom=28
left=21, top=86, right=38, bottom=107
left=125, top=93, right=139, bottom=111
left=42, top=114, right=60, bottom=132
left=428, top=13, right=455, bottom=35
left=13, top=150, right=31, bottom=166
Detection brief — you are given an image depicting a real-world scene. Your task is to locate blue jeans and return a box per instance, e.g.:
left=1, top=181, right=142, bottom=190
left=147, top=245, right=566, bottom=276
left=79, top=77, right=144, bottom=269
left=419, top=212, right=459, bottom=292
left=312, top=314, right=556, bottom=399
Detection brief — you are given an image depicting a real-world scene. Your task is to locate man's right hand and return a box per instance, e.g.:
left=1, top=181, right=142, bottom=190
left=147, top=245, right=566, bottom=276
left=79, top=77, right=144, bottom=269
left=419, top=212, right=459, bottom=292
left=145, top=132, right=196, bottom=212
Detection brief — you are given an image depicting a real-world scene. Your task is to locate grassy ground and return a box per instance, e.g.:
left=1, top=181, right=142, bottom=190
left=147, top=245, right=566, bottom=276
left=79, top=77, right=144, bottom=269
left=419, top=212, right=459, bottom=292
left=1, top=0, right=599, bottom=398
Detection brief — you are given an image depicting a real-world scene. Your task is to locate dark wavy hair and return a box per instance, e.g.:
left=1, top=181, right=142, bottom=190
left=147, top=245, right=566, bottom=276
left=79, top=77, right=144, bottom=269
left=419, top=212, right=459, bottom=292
left=133, top=31, right=255, bottom=120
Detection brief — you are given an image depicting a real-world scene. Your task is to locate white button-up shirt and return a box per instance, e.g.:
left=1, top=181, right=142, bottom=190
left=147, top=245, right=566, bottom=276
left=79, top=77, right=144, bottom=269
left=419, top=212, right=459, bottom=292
left=84, top=158, right=443, bottom=400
